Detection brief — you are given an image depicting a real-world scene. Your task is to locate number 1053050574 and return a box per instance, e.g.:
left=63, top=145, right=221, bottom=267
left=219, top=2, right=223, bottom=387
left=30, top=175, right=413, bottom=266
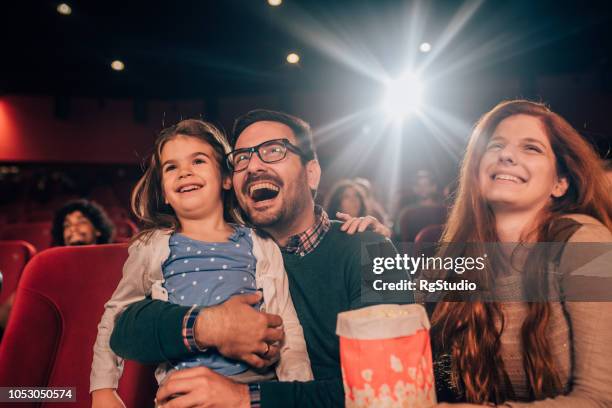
left=0, top=387, right=76, bottom=402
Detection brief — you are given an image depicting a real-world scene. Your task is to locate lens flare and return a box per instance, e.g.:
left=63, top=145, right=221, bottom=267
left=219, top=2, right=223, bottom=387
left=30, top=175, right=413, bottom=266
left=382, top=72, right=423, bottom=120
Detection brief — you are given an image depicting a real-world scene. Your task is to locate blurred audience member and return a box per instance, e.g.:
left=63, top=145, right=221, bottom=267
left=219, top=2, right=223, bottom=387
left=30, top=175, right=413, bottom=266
left=412, top=169, right=441, bottom=206
left=394, top=170, right=446, bottom=241
left=326, top=179, right=392, bottom=238
left=1, top=200, right=115, bottom=335
left=325, top=179, right=370, bottom=218
left=353, top=177, right=392, bottom=227
left=51, top=199, right=115, bottom=246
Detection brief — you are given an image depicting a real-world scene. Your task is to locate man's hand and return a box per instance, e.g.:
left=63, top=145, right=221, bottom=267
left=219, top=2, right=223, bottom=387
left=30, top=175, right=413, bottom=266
left=337, top=212, right=392, bottom=238
left=195, top=292, right=284, bottom=368
left=156, top=367, right=249, bottom=408
left=91, top=388, right=126, bottom=408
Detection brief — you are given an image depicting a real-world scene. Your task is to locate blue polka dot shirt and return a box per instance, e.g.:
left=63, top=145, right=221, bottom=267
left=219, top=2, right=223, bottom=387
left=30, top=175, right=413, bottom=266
left=162, top=225, right=258, bottom=376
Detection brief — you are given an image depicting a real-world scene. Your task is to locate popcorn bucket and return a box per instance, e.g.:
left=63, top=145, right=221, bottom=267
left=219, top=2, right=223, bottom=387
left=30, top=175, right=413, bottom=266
left=336, top=304, right=436, bottom=408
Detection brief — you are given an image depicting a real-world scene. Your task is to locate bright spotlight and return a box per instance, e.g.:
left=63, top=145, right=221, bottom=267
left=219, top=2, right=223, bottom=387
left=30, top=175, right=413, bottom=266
left=57, top=3, right=72, bottom=15
left=382, top=72, right=423, bottom=120
left=111, top=60, right=125, bottom=71
left=286, top=53, right=300, bottom=64
left=419, top=42, right=431, bottom=53
left=268, top=0, right=282, bottom=6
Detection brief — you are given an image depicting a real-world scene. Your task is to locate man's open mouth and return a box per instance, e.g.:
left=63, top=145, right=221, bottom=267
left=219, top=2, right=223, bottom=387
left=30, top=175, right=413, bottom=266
left=248, top=182, right=280, bottom=202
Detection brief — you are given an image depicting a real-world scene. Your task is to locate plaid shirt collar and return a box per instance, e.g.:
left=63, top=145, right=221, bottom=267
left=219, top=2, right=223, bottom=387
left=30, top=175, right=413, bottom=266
left=282, top=205, right=330, bottom=257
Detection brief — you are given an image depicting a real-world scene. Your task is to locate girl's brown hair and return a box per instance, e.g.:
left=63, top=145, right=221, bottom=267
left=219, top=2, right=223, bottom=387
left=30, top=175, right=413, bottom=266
left=131, top=119, right=243, bottom=242
left=431, top=100, right=612, bottom=404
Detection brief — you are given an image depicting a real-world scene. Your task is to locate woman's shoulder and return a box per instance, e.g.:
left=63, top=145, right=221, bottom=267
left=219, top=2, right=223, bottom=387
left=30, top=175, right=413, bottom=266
left=559, top=214, right=612, bottom=243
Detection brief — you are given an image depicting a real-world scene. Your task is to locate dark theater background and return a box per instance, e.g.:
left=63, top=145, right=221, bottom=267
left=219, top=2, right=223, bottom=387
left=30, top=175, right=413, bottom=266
left=0, top=0, right=611, bottom=406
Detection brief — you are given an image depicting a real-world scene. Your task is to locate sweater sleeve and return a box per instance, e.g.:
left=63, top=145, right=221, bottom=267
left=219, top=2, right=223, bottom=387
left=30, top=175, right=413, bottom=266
left=260, top=378, right=345, bottom=408
left=110, top=298, right=192, bottom=364
left=506, top=222, right=612, bottom=407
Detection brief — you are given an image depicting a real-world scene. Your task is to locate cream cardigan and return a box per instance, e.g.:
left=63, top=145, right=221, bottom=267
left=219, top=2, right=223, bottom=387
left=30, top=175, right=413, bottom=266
left=90, top=228, right=313, bottom=392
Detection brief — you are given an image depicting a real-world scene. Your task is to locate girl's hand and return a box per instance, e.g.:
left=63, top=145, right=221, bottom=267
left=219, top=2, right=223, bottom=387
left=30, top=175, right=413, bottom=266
left=337, top=212, right=392, bottom=238
left=91, top=388, right=126, bottom=408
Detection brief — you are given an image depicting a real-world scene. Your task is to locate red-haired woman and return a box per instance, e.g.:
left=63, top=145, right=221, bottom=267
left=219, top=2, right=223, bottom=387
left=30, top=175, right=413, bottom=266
left=432, top=100, right=612, bottom=407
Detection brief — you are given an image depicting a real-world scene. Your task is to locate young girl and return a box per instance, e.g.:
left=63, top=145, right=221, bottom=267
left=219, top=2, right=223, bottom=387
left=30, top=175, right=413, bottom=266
left=431, top=100, right=612, bottom=406
left=90, top=119, right=313, bottom=407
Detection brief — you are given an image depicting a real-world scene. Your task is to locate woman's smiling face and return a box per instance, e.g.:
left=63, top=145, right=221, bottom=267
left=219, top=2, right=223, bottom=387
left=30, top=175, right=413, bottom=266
left=478, top=114, right=568, bottom=213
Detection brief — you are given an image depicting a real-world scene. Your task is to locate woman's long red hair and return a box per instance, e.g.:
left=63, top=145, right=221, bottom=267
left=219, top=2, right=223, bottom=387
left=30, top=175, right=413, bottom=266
left=431, top=100, right=612, bottom=404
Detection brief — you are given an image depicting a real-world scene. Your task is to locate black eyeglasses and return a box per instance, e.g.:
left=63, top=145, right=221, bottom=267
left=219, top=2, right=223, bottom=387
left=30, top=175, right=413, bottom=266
left=226, top=138, right=307, bottom=172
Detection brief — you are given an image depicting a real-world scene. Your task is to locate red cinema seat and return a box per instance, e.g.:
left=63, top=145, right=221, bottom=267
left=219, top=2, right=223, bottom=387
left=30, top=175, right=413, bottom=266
left=0, top=222, right=53, bottom=252
left=415, top=224, right=445, bottom=244
left=0, top=240, right=37, bottom=304
left=0, top=244, right=157, bottom=407
left=414, top=224, right=445, bottom=258
left=398, top=205, right=447, bottom=242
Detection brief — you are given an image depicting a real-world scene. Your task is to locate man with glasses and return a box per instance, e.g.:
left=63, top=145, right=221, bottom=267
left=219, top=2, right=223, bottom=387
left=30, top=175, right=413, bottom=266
left=110, top=110, right=407, bottom=407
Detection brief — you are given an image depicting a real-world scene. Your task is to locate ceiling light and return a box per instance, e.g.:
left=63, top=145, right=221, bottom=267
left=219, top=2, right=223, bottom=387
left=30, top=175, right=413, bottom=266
left=268, top=0, right=282, bottom=6
left=419, top=42, right=432, bottom=53
left=57, top=3, right=72, bottom=15
left=286, top=53, right=300, bottom=64
left=111, top=60, right=125, bottom=71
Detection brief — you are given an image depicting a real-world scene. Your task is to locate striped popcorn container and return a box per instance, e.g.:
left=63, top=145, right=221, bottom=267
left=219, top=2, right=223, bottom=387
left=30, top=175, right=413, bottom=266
left=336, top=304, right=436, bottom=408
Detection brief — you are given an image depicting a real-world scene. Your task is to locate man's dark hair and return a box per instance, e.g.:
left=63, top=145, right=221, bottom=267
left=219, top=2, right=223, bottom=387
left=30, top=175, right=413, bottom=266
left=51, top=199, right=115, bottom=246
left=231, top=109, right=317, bottom=162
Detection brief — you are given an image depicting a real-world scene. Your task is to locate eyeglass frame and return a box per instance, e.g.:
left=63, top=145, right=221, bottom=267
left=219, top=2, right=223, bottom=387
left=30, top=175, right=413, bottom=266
left=225, top=138, right=311, bottom=172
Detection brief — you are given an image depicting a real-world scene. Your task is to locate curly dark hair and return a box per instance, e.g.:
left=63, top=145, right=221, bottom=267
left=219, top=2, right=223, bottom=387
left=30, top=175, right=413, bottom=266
left=51, top=199, right=115, bottom=246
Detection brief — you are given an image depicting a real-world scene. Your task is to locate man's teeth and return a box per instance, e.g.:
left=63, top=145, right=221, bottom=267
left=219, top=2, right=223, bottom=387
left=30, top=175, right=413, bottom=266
left=249, top=182, right=280, bottom=196
left=179, top=185, right=202, bottom=193
left=494, top=174, right=522, bottom=183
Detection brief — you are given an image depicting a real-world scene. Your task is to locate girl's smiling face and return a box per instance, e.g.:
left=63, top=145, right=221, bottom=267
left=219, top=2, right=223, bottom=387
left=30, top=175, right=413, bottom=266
left=160, top=135, right=230, bottom=221
left=478, top=114, right=568, bottom=213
